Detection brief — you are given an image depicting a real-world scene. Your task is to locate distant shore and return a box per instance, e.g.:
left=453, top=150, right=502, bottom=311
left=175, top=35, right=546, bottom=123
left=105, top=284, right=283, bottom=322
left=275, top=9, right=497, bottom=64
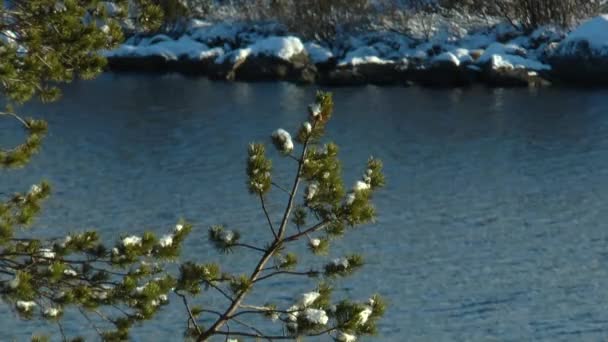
left=104, top=16, right=608, bottom=88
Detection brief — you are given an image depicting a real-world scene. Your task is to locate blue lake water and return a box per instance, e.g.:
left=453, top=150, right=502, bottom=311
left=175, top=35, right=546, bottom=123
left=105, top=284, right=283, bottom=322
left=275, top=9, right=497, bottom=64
left=2, top=74, right=608, bottom=341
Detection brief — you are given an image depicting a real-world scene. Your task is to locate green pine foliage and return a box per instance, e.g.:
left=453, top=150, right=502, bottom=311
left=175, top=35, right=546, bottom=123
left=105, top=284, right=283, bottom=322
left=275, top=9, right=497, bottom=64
left=185, top=92, right=387, bottom=341
left=0, top=1, right=388, bottom=339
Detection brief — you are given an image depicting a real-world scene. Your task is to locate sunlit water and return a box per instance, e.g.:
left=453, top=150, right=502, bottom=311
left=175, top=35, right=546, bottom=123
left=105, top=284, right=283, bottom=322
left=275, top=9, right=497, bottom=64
left=2, top=74, right=608, bottom=341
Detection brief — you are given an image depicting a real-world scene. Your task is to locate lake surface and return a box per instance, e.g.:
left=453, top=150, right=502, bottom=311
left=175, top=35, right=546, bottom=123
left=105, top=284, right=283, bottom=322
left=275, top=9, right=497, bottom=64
left=2, top=74, right=608, bottom=341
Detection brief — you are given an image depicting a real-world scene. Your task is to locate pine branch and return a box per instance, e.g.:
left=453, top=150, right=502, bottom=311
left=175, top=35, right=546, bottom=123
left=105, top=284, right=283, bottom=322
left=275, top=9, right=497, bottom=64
left=175, top=290, right=202, bottom=335
left=259, top=194, right=277, bottom=239
left=196, top=127, right=314, bottom=341
left=282, top=220, right=330, bottom=243
left=213, top=327, right=337, bottom=340
left=253, top=270, right=317, bottom=284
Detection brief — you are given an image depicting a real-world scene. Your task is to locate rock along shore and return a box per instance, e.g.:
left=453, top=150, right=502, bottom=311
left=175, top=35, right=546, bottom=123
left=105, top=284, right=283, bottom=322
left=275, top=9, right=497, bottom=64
left=104, top=15, right=608, bottom=88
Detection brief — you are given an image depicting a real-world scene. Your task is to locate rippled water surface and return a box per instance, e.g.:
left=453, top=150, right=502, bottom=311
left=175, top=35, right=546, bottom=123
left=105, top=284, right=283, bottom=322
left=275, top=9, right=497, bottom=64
left=2, top=74, right=608, bottom=341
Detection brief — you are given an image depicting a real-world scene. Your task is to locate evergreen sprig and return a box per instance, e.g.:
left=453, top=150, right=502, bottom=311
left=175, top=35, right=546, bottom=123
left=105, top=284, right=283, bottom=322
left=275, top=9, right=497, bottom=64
left=3, top=44, right=387, bottom=341
left=186, top=92, right=387, bottom=341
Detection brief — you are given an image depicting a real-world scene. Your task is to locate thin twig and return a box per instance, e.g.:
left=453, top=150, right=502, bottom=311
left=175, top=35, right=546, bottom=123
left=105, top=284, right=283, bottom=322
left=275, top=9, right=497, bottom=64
left=287, top=154, right=301, bottom=163
left=271, top=182, right=290, bottom=195
left=238, top=304, right=273, bottom=311
left=231, top=317, right=272, bottom=341
left=254, top=270, right=316, bottom=283
left=175, top=290, right=202, bottom=335
left=57, top=321, right=67, bottom=342
left=282, top=220, right=330, bottom=243
left=259, top=194, right=277, bottom=239
left=233, top=243, right=266, bottom=253
left=0, top=111, right=29, bottom=128
left=78, top=308, right=104, bottom=340
left=204, top=281, right=235, bottom=303
left=214, top=327, right=337, bottom=339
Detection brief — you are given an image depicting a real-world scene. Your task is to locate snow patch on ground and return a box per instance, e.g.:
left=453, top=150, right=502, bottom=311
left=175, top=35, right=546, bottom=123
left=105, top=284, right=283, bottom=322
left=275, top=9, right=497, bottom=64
left=477, top=42, right=550, bottom=70
left=432, top=48, right=473, bottom=66
left=189, top=22, right=243, bottom=45
left=105, top=12, right=608, bottom=76
left=305, top=42, right=333, bottom=63
left=216, top=36, right=304, bottom=63
left=248, top=36, right=304, bottom=60
left=339, top=46, right=393, bottom=66
left=432, top=51, right=460, bottom=66
left=558, top=15, right=608, bottom=55
left=104, top=35, right=223, bottom=61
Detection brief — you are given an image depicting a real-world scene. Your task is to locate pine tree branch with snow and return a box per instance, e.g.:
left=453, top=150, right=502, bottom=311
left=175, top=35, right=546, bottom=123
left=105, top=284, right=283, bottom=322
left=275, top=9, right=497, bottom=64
left=186, top=91, right=386, bottom=341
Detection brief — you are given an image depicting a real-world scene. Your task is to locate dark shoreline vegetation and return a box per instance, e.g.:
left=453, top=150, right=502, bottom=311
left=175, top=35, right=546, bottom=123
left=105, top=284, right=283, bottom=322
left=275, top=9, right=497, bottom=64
left=103, top=19, right=608, bottom=88
left=102, top=1, right=608, bottom=88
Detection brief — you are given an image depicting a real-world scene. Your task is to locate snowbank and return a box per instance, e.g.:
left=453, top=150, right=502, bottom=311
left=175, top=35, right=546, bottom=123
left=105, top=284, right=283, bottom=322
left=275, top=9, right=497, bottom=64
left=477, top=43, right=550, bottom=70
left=101, top=15, right=608, bottom=85
left=559, top=15, right=608, bottom=55
left=107, top=32, right=304, bottom=64
left=305, top=42, right=333, bottom=63
left=188, top=21, right=286, bottom=47
left=432, top=48, right=474, bottom=66
left=248, top=36, right=304, bottom=60
left=216, top=36, right=305, bottom=64
left=432, top=52, right=460, bottom=66
left=339, top=46, right=393, bottom=66
left=104, top=35, right=223, bottom=61
left=189, top=22, right=242, bottom=45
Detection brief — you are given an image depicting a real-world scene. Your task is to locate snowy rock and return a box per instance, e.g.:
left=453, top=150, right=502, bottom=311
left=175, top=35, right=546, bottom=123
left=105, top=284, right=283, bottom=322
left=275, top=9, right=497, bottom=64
left=188, top=21, right=286, bottom=48
left=435, top=48, right=473, bottom=65
left=248, top=36, right=305, bottom=60
left=189, top=22, right=243, bottom=46
left=105, top=35, right=224, bottom=73
left=559, top=15, right=608, bottom=55
left=321, top=57, right=405, bottom=86
left=480, top=63, right=551, bottom=87
left=339, top=46, right=392, bottom=66
left=451, top=48, right=474, bottom=64
left=305, top=42, right=333, bottom=64
left=478, top=43, right=527, bottom=63
left=432, top=52, right=460, bottom=66
left=476, top=43, right=551, bottom=80
left=493, top=23, right=523, bottom=43
left=529, top=26, right=565, bottom=48
left=548, top=15, right=608, bottom=85
left=410, top=47, right=477, bottom=87
left=211, top=36, right=315, bottom=83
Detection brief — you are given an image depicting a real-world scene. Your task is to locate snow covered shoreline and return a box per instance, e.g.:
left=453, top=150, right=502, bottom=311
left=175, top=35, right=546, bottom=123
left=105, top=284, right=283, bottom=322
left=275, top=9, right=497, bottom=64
left=104, top=15, right=608, bottom=87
